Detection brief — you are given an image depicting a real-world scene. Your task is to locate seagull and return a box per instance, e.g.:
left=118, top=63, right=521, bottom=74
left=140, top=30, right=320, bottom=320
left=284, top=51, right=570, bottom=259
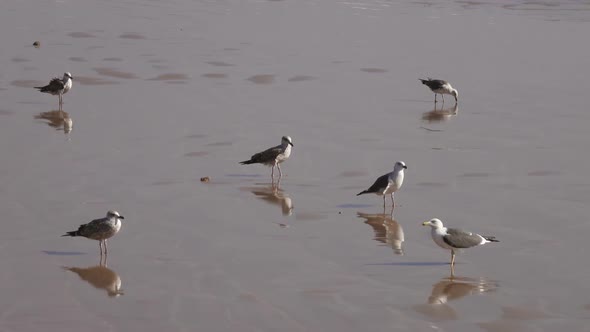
left=35, top=72, right=73, bottom=108
left=419, top=78, right=458, bottom=104
left=357, top=161, right=407, bottom=208
left=240, top=136, right=293, bottom=180
left=422, top=218, right=499, bottom=276
left=62, top=210, right=124, bottom=256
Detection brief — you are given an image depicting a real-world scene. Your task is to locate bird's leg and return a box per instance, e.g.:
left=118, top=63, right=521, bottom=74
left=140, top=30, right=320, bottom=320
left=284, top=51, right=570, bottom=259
left=434, top=94, right=437, bottom=103
left=104, top=239, right=108, bottom=256
left=450, top=250, right=456, bottom=277
left=390, top=193, right=395, bottom=208
left=99, top=241, right=104, bottom=256
left=271, top=166, right=275, bottom=182
left=382, top=195, right=386, bottom=208
left=441, top=94, right=445, bottom=104
left=277, top=163, right=283, bottom=179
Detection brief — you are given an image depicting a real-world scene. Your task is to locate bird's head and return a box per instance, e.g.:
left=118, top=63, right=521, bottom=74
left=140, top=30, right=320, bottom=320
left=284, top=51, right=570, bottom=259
left=63, top=72, right=73, bottom=80
left=107, top=210, right=124, bottom=220
left=394, top=161, right=407, bottom=171
left=282, top=136, right=294, bottom=147
left=451, top=88, right=458, bottom=101
left=422, top=218, right=444, bottom=229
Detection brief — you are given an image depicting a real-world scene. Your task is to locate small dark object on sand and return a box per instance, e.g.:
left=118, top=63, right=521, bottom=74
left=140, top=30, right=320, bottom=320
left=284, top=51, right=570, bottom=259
left=200, top=177, right=210, bottom=182
left=33, top=41, right=40, bottom=48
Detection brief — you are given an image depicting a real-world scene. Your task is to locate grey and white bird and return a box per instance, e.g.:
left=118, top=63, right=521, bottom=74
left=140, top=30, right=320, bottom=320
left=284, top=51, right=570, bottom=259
left=240, top=136, right=294, bottom=180
left=62, top=210, right=124, bottom=256
left=422, top=218, right=499, bottom=276
left=35, top=72, right=73, bottom=108
left=357, top=161, right=407, bottom=208
left=420, top=78, right=458, bottom=104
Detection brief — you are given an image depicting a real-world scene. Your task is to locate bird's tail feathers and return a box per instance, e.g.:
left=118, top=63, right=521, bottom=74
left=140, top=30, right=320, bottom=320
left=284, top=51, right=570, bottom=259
left=239, top=160, right=254, bottom=165
left=61, top=230, right=79, bottom=237
left=483, top=236, right=499, bottom=242
left=356, top=190, right=369, bottom=196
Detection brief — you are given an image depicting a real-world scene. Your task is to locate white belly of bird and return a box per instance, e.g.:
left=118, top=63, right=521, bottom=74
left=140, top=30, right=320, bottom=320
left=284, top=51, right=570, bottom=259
left=276, top=145, right=291, bottom=163
left=431, top=228, right=453, bottom=250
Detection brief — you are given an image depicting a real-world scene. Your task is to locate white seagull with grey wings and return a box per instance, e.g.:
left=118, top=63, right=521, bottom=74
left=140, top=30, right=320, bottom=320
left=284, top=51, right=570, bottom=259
left=240, top=136, right=293, bottom=180
left=420, top=78, right=458, bottom=104
left=357, top=161, right=407, bottom=208
left=35, top=72, right=73, bottom=108
left=422, top=218, right=499, bottom=276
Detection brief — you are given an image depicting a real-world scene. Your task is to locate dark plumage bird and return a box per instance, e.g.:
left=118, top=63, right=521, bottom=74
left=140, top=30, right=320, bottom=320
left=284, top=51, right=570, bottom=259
left=35, top=72, right=73, bottom=108
left=62, top=210, right=124, bottom=256
left=422, top=218, right=499, bottom=276
left=420, top=78, right=458, bottom=104
left=357, top=161, right=407, bottom=208
left=240, top=136, right=293, bottom=180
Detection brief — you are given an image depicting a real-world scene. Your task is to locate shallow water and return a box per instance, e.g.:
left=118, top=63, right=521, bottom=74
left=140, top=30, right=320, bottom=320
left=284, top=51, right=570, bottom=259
left=1, top=0, right=590, bottom=331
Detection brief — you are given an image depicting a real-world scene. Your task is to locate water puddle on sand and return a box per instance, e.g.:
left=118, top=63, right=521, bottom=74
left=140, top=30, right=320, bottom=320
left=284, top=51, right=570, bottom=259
left=287, top=75, right=317, bottom=82
left=202, top=73, right=228, bottom=79
left=148, top=73, right=189, bottom=81
left=247, top=74, right=275, bottom=84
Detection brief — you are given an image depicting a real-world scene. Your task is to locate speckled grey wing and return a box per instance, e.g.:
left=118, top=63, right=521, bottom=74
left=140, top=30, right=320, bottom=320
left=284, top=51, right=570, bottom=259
left=443, top=228, right=483, bottom=248
left=241, top=145, right=282, bottom=164
left=77, top=218, right=111, bottom=239
left=422, top=79, right=447, bottom=91
left=36, top=78, right=65, bottom=93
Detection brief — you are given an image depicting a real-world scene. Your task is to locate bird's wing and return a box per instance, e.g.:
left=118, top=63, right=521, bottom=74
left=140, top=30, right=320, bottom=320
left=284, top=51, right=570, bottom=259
left=443, top=228, right=483, bottom=248
left=248, top=145, right=282, bottom=164
left=423, top=79, right=447, bottom=90
left=78, top=218, right=108, bottom=237
left=365, top=173, right=391, bottom=193
left=37, top=78, right=65, bottom=91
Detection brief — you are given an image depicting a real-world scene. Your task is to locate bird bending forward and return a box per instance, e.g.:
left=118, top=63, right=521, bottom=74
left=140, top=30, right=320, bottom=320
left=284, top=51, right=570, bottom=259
left=420, top=78, right=458, bottom=104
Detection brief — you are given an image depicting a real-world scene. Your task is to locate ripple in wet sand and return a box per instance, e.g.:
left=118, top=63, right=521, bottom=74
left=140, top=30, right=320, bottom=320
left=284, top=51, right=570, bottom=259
left=206, top=61, right=235, bottom=67
left=186, top=134, right=208, bottom=139
left=184, top=151, right=209, bottom=157
left=288, top=75, right=317, bottom=82
left=76, top=76, right=120, bottom=86
left=0, top=109, right=14, bottom=115
left=103, top=57, right=123, bottom=62
left=119, top=33, right=146, bottom=39
left=12, top=57, right=30, bottom=63
left=11, top=80, right=43, bottom=88
left=94, top=67, right=138, bottom=79
left=148, top=73, right=189, bottom=81
left=206, top=141, right=233, bottom=147
left=202, top=73, right=228, bottom=79
left=360, top=68, right=388, bottom=73
left=461, top=172, right=492, bottom=178
left=247, top=74, right=275, bottom=84
left=527, top=170, right=560, bottom=176
left=68, top=32, right=96, bottom=38
left=69, top=57, right=87, bottom=62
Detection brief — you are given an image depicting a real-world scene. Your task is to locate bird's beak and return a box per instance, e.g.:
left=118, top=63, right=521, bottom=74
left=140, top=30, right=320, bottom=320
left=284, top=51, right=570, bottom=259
left=403, top=166, right=408, bottom=169
left=119, top=216, right=125, bottom=219
left=422, top=221, right=430, bottom=226
left=289, top=142, right=294, bottom=147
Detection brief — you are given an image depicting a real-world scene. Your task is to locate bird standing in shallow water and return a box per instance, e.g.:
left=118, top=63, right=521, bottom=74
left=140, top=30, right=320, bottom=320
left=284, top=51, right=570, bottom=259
left=422, top=218, right=499, bottom=276
left=357, top=161, right=407, bottom=209
left=420, top=78, right=458, bottom=104
left=62, top=210, right=124, bottom=257
left=35, top=72, right=73, bottom=109
left=240, top=136, right=294, bottom=181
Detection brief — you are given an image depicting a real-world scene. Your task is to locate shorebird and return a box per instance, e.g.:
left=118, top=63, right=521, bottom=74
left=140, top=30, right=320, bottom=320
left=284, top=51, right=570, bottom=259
left=35, top=72, right=73, bottom=108
left=420, top=78, right=458, bottom=104
left=422, top=218, right=499, bottom=276
left=62, top=210, right=124, bottom=256
left=240, top=136, right=293, bottom=180
left=357, top=161, right=407, bottom=208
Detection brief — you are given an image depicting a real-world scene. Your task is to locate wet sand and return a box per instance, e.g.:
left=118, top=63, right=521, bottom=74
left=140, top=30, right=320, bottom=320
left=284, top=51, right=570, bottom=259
left=1, top=0, right=590, bottom=331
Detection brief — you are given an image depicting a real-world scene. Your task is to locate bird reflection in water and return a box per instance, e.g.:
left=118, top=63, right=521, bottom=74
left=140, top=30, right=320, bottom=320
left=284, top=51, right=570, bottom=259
left=245, top=179, right=294, bottom=216
left=63, top=258, right=123, bottom=297
left=34, top=109, right=73, bottom=134
left=357, top=207, right=404, bottom=255
left=422, top=103, right=458, bottom=123
left=414, top=276, right=498, bottom=320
